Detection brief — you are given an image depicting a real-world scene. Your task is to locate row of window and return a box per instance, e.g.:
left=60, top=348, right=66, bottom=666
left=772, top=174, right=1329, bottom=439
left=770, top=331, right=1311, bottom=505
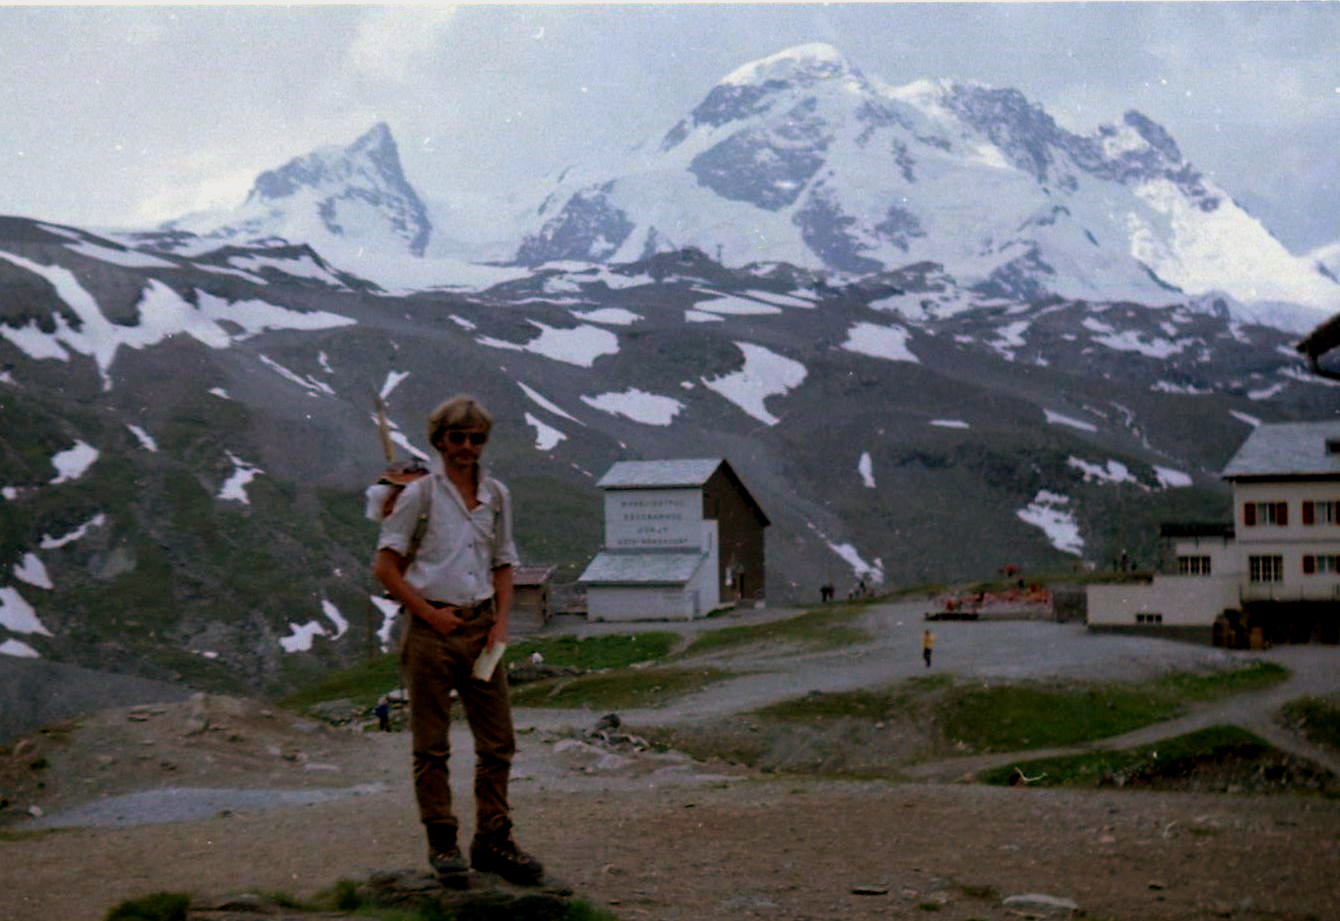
left=1177, top=555, right=1211, bottom=575
left=1179, top=554, right=1340, bottom=581
left=1249, top=554, right=1340, bottom=582
left=1243, top=500, right=1340, bottom=527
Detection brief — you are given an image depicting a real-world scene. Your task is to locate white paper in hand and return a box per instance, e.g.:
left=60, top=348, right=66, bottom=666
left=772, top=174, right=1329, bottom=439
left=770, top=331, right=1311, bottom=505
left=472, top=642, right=507, bottom=681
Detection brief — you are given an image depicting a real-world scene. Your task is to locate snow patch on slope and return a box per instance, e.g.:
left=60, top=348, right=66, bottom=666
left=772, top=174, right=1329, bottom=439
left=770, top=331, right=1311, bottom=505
left=701, top=342, right=807, bottom=426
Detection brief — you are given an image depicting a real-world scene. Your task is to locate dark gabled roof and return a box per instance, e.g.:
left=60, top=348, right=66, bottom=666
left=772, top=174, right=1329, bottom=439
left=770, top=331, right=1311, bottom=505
left=596, top=457, right=769, bottom=526
left=1221, top=421, right=1340, bottom=480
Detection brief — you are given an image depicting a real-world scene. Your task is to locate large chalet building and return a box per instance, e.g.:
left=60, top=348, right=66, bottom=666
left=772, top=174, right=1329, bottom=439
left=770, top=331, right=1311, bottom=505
left=1089, top=420, right=1340, bottom=645
left=578, top=458, right=769, bottom=621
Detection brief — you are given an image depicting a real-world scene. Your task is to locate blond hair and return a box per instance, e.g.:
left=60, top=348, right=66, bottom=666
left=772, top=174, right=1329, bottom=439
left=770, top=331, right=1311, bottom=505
left=427, top=395, right=493, bottom=449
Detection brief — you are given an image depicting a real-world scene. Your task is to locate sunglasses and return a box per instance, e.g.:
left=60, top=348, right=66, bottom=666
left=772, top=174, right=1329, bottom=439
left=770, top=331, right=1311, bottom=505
left=445, top=430, right=488, bottom=446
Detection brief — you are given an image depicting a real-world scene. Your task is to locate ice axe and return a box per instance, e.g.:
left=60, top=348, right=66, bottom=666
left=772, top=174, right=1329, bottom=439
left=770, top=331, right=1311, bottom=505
left=372, top=390, right=428, bottom=488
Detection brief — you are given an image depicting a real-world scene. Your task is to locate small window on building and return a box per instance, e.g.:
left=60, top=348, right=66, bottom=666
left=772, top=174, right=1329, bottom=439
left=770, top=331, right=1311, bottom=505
left=1249, top=555, right=1285, bottom=583
left=1177, top=555, right=1212, bottom=576
left=1302, top=501, right=1340, bottom=526
left=1135, top=612, right=1164, bottom=624
left=1303, top=555, right=1340, bottom=575
left=1243, top=502, right=1288, bottom=527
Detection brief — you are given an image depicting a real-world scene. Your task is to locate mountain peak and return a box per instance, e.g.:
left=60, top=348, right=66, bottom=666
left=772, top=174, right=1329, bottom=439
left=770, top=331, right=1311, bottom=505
left=719, top=43, right=857, bottom=88
left=658, top=44, right=863, bottom=151
left=248, top=122, right=407, bottom=205
left=166, top=123, right=432, bottom=258
left=349, top=121, right=395, bottom=156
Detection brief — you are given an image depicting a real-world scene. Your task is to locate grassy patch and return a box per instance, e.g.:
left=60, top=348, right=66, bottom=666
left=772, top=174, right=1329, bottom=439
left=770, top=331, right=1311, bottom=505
left=106, top=885, right=619, bottom=921
left=510, top=666, right=730, bottom=710
left=509, top=632, right=679, bottom=670
left=938, top=682, right=1183, bottom=752
left=281, top=632, right=682, bottom=713
left=937, top=662, right=1289, bottom=753
left=973, top=725, right=1330, bottom=793
left=280, top=653, right=402, bottom=712
left=649, top=661, right=1292, bottom=779
left=681, top=604, right=870, bottom=657
left=1152, top=661, right=1288, bottom=701
left=755, top=688, right=901, bottom=722
left=1280, top=695, right=1340, bottom=752
left=105, top=893, right=191, bottom=921
left=753, top=673, right=953, bottom=724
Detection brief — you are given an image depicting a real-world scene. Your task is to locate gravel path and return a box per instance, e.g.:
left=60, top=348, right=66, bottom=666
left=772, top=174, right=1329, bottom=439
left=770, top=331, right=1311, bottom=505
left=526, top=600, right=1340, bottom=778
left=524, top=600, right=1303, bottom=721
left=4, top=604, right=1340, bottom=921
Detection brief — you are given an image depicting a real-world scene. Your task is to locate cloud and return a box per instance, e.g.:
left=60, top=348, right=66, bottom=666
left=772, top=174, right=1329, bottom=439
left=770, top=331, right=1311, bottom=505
left=348, top=6, right=457, bottom=84
left=134, top=168, right=256, bottom=223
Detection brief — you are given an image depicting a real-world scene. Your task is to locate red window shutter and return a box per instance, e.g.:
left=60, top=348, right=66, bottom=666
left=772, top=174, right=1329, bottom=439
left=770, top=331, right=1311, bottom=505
left=1244, top=503, right=1256, bottom=526
left=1303, top=555, right=1316, bottom=575
left=1277, top=502, right=1288, bottom=526
left=1303, top=502, right=1315, bottom=525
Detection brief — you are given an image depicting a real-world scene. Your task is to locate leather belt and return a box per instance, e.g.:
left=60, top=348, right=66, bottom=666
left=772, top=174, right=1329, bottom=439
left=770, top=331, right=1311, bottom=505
left=427, top=598, right=493, bottom=620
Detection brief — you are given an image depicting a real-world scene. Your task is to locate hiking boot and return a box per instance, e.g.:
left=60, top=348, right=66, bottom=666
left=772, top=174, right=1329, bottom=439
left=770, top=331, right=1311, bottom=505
left=429, top=846, right=470, bottom=888
left=470, top=835, right=544, bottom=886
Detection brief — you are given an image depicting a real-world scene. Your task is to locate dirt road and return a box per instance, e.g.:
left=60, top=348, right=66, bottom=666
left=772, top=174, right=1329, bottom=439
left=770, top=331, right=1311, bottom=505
left=2, top=604, right=1338, bottom=921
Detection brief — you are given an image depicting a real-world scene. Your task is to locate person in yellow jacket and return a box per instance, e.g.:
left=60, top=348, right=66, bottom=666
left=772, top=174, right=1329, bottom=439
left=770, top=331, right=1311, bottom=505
left=921, top=629, right=935, bottom=668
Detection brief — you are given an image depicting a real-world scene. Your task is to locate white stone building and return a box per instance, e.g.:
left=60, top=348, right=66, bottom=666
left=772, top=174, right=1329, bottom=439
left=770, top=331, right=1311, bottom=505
left=578, top=458, right=768, bottom=622
left=1088, top=420, right=1340, bottom=644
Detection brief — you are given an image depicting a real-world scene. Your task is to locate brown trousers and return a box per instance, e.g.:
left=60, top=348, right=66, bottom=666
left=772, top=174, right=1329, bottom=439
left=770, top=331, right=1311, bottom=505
left=402, top=605, right=515, bottom=844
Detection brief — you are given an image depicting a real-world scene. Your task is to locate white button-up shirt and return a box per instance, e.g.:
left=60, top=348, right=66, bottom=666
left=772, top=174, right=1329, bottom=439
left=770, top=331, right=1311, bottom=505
left=377, top=467, right=520, bottom=606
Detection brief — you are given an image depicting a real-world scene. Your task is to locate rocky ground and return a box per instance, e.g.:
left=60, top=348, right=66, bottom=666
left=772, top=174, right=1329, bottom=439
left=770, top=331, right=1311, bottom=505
left=2, top=602, right=1339, bottom=921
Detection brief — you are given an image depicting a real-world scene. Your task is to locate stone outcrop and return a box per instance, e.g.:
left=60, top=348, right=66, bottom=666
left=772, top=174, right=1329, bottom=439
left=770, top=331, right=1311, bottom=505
left=185, top=869, right=578, bottom=920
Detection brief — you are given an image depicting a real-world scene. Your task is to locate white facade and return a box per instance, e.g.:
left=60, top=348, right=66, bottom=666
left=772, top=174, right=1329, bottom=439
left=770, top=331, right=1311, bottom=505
left=583, top=485, right=721, bottom=621
left=604, top=488, right=704, bottom=551
left=1088, top=575, right=1241, bottom=628
left=585, top=531, right=719, bottom=622
left=1088, top=421, right=1340, bottom=634
left=1168, top=534, right=1241, bottom=581
left=1233, top=480, right=1340, bottom=603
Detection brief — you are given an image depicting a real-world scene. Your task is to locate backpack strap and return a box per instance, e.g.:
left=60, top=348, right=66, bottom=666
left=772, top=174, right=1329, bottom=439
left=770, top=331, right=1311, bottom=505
left=399, top=478, right=432, bottom=573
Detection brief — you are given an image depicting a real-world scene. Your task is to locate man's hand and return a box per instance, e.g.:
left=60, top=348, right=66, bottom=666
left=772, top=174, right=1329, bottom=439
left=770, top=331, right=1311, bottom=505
left=420, top=602, right=464, bottom=637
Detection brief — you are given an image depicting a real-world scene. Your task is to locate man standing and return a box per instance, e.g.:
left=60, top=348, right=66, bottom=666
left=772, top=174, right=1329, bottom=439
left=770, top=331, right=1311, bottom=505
left=921, top=628, right=935, bottom=668
left=372, top=395, right=543, bottom=887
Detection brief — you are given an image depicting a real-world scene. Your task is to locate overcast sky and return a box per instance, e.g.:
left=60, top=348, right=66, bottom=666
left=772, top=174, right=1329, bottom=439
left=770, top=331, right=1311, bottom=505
left=1, top=3, right=1336, bottom=253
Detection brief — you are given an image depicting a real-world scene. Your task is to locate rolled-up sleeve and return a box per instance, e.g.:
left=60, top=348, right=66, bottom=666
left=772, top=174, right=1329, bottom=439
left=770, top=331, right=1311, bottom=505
left=491, top=480, right=521, bottom=569
left=377, top=479, right=424, bottom=555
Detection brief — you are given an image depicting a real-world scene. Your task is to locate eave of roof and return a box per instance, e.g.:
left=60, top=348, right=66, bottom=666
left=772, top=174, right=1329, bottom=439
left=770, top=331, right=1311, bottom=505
left=597, top=458, right=725, bottom=489
left=578, top=550, right=708, bottom=586
left=1221, top=421, right=1340, bottom=480
left=596, top=457, right=770, bottom=527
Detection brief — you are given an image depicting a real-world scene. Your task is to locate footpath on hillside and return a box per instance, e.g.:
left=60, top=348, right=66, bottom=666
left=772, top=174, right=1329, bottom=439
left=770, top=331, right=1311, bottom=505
left=4, top=601, right=1340, bottom=921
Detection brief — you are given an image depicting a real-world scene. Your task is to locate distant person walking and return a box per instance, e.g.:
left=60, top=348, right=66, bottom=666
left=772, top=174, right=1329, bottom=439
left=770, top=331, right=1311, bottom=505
left=921, top=629, right=935, bottom=668
left=375, top=696, right=391, bottom=732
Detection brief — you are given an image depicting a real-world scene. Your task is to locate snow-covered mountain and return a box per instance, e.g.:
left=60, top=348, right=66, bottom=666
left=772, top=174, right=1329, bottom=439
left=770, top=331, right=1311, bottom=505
left=518, top=44, right=1339, bottom=330
left=132, top=44, right=1337, bottom=331
left=162, top=123, right=433, bottom=261
left=2, top=207, right=1338, bottom=693
left=5, top=42, right=1339, bottom=694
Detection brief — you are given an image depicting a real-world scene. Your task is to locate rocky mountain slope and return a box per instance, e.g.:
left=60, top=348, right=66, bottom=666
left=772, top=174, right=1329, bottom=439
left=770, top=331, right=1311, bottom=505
left=516, top=44, right=1338, bottom=324
left=1, top=43, right=1337, bottom=696
left=161, top=123, right=432, bottom=260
